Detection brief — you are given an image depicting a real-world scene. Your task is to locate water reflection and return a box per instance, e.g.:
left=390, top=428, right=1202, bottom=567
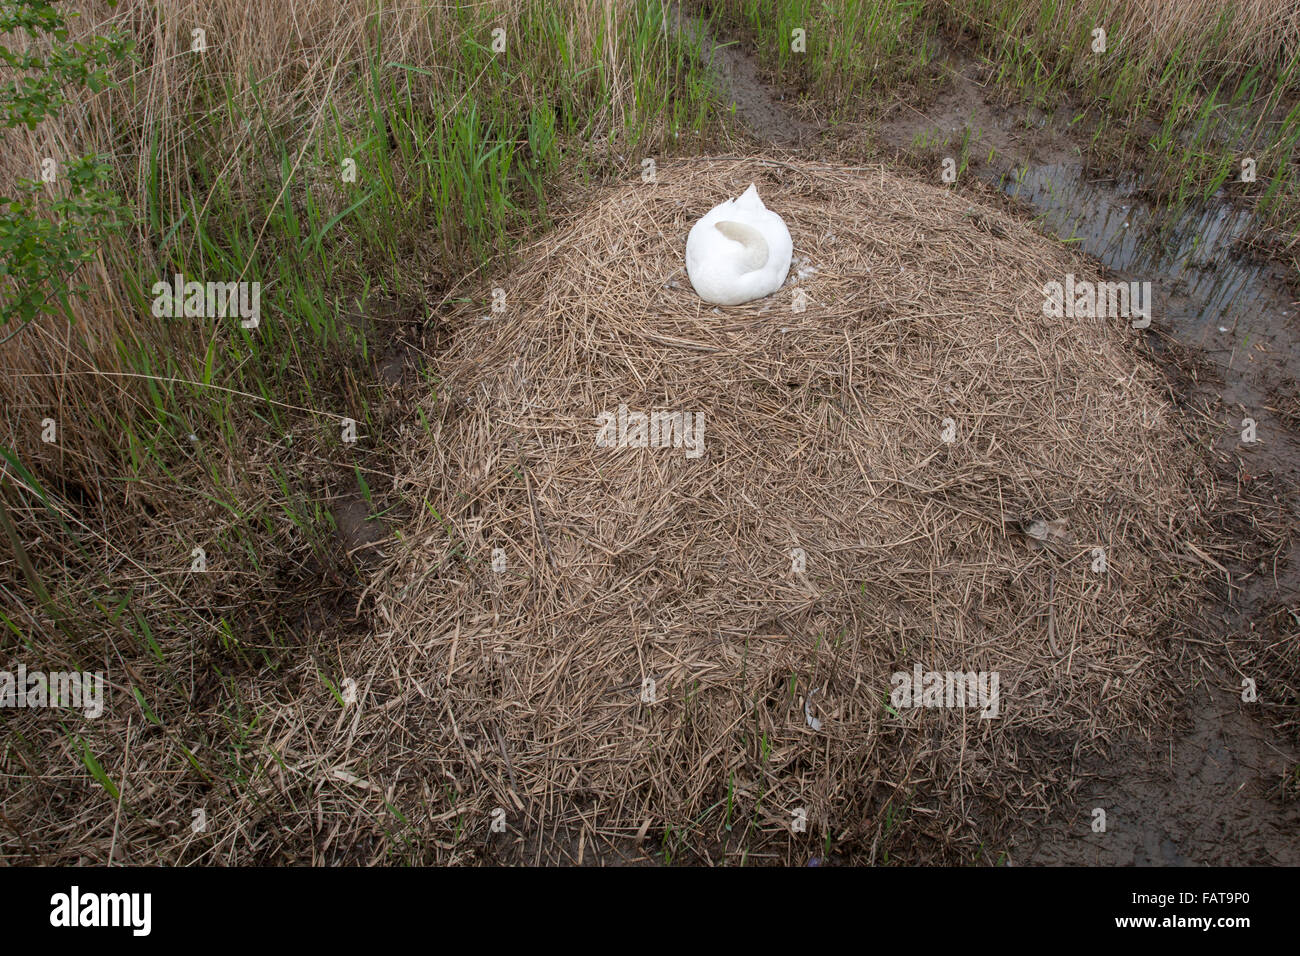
left=999, top=163, right=1282, bottom=335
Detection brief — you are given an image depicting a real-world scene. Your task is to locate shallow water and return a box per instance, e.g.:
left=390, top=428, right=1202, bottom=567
left=999, top=164, right=1290, bottom=337
left=998, top=162, right=1300, bottom=445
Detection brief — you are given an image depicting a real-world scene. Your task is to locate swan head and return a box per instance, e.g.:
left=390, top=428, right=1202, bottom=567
left=734, top=183, right=765, bottom=210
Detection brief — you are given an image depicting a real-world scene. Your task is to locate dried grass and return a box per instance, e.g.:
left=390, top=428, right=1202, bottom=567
left=325, top=156, right=1215, bottom=862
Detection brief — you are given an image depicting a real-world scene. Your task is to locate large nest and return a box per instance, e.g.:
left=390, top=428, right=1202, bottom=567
left=350, top=157, right=1210, bottom=863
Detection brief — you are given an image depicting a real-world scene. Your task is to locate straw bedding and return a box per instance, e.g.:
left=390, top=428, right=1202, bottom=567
left=343, top=157, right=1211, bottom=862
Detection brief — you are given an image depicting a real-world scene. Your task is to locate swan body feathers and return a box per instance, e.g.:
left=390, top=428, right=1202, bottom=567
left=685, top=184, right=792, bottom=306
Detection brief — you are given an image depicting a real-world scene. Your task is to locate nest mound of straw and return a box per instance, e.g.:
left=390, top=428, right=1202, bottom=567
left=352, top=157, right=1209, bottom=862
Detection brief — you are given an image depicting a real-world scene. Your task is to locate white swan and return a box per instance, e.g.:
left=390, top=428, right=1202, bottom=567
left=685, top=183, right=793, bottom=306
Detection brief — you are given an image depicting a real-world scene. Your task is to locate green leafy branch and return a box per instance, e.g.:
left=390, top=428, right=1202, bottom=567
left=0, top=0, right=134, bottom=339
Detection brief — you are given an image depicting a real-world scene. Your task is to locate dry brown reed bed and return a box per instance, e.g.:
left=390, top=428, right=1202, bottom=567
left=332, top=156, right=1216, bottom=862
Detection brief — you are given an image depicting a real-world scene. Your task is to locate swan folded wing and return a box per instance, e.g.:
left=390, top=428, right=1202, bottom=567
left=714, top=220, right=769, bottom=272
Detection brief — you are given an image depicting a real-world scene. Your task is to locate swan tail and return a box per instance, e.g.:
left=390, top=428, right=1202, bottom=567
left=714, top=220, right=769, bottom=272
